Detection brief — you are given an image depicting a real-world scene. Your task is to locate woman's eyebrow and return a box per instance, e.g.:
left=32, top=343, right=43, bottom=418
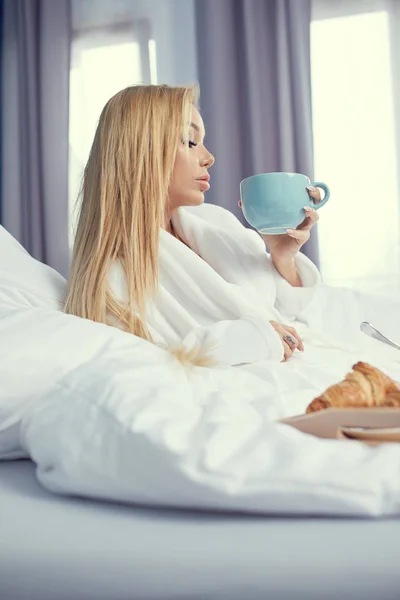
left=189, top=122, right=205, bottom=138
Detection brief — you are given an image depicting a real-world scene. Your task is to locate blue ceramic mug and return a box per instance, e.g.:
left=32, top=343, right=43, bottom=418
left=239, top=172, right=330, bottom=234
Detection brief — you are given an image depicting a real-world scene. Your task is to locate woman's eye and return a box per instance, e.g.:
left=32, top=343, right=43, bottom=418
left=188, top=141, right=197, bottom=149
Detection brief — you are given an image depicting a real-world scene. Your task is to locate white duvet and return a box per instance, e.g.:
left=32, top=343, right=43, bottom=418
left=14, top=204, right=400, bottom=517
left=19, top=309, right=400, bottom=517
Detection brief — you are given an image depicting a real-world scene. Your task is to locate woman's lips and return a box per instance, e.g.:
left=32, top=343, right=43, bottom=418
left=196, top=179, right=210, bottom=191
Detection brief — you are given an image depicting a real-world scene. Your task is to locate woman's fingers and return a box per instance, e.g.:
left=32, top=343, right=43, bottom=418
left=270, top=321, right=303, bottom=360
left=283, top=333, right=299, bottom=351
left=306, top=186, right=322, bottom=203
left=295, top=206, right=319, bottom=232
left=285, top=326, right=304, bottom=351
left=297, top=186, right=321, bottom=233
left=282, top=340, right=293, bottom=362
left=303, top=206, right=319, bottom=224
left=286, top=228, right=310, bottom=244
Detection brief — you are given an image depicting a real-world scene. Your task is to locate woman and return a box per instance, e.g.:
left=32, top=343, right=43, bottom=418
left=66, top=83, right=400, bottom=414
left=67, top=84, right=318, bottom=359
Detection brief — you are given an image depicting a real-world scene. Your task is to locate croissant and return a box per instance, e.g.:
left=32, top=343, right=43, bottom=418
left=306, top=362, right=400, bottom=413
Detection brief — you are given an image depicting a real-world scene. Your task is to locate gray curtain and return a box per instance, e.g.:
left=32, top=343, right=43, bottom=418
left=195, top=0, right=319, bottom=265
left=0, top=0, right=2, bottom=226
left=1, top=0, right=71, bottom=277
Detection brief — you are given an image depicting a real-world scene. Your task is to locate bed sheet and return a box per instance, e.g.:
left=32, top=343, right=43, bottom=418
left=1, top=460, right=399, bottom=600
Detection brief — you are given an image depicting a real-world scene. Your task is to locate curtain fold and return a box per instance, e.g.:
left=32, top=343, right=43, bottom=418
left=1, top=0, right=71, bottom=276
left=195, top=0, right=319, bottom=264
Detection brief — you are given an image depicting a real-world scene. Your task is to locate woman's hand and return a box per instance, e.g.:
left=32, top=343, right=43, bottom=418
left=270, top=320, right=304, bottom=361
left=260, top=186, right=322, bottom=261
left=239, top=186, right=322, bottom=286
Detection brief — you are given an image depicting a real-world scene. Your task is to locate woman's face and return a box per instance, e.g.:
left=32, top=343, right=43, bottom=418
left=168, top=106, right=215, bottom=212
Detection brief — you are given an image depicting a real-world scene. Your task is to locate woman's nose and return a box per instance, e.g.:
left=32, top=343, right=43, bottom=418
left=201, top=150, right=215, bottom=168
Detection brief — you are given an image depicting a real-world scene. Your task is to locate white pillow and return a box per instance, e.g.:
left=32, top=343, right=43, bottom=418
left=0, top=225, right=68, bottom=458
left=0, top=303, right=152, bottom=459
left=0, top=225, right=66, bottom=309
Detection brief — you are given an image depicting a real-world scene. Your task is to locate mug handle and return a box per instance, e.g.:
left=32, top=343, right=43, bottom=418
left=310, top=181, right=330, bottom=208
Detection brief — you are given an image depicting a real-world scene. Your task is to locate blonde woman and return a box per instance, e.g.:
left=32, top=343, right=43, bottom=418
left=65, top=83, right=400, bottom=384
left=65, top=83, right=325, bottom=367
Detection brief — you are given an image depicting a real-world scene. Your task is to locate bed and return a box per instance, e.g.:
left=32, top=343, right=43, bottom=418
left=1, top=460, right=400, bottom=600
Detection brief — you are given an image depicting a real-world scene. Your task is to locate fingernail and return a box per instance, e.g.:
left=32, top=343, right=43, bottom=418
left=306, top=185, right=316, bottom=191
left=287, top=228, right=294, bottom=234
left=304, top=206, right=313, bottom=211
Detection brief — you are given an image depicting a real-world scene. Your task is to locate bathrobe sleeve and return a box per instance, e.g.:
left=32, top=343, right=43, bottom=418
left=180, top=316, right=284, bottom=365
left=187, top=204, right=321, bottom=321
left=271, top=252, right=321, bottom=320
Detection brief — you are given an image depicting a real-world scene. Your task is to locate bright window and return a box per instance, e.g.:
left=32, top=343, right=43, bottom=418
left=68, top=23, right=155, bottom=245
left=311, top=10, right=399, bottom=293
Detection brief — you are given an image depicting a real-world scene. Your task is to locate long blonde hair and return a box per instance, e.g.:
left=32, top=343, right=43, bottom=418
left=65, top=84, right=200, bottom=351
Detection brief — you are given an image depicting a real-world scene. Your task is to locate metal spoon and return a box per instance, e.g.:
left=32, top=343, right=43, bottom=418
left=360, top=321, right=400, bottom=351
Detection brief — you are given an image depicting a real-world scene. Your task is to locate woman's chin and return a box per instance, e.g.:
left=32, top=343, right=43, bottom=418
left=185, top=192, right=206, bottom=206
left=171, top=191, right=207, bottom=209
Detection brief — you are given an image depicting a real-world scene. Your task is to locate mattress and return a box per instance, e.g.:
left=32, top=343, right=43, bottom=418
left=1, top=460, right=400, bottom=600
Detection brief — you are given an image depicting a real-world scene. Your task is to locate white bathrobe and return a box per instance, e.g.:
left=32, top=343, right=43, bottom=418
left=109, top=202, right=400, bottom=417
left=109, top=204, right=320, bottom=361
